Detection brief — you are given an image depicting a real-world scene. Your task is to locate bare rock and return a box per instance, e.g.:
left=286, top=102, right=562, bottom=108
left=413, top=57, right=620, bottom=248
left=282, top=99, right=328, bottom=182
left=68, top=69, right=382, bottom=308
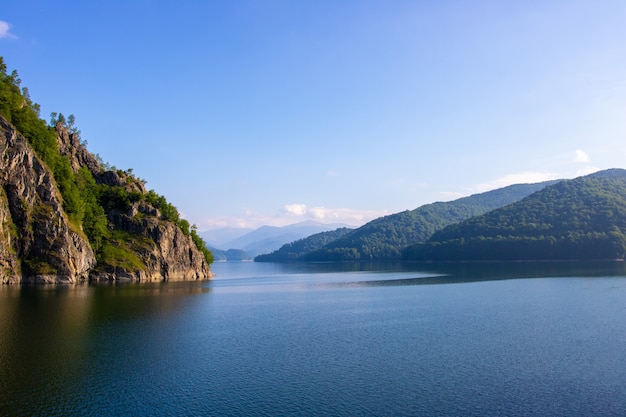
left=55, top=123, right=101, bottom=176
left=1, top=115, right=211, bottom=284
left=0, top=116, right=96, bottom=284
left=89, top=211, right=212, bottom=283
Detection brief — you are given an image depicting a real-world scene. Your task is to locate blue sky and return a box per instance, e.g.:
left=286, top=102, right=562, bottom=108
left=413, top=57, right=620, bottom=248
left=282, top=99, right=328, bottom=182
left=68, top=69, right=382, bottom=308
left=2, top=0, right=625, bottom=231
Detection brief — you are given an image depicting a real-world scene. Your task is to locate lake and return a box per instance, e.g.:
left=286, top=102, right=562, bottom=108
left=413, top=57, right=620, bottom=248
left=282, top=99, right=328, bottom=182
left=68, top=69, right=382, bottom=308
left=1, top=261, right=626, bottom=416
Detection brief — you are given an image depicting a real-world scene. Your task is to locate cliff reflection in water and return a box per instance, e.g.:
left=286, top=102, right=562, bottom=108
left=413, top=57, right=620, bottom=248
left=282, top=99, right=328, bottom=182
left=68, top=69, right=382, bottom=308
left=0, top=282, right=209, bottom=416
left=349, top=260, right=626, bottom=287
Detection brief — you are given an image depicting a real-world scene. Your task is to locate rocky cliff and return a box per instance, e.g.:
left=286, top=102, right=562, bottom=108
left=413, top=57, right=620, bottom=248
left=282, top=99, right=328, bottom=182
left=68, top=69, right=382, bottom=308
left=0, top=116, right=95, bottom=284
left=0, top=115, right=212, bottom=284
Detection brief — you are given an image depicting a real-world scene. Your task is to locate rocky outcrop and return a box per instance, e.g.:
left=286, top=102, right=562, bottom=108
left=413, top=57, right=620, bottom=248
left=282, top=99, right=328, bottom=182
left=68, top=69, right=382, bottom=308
left=55, top=124, right=147, bottom=195
left=0, top=187, right=20, bottom=282
left=55, top=123, right=100, bottom=177
left=91, top=214, right=211, bottom=282
left=0, top=116, right=96, bottom=284
left=0, top=115, right=212, bottom=284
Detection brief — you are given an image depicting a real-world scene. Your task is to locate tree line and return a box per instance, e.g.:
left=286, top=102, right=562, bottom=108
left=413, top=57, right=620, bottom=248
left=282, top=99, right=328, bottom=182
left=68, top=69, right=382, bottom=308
left=402, top=171, right=626, bottom=261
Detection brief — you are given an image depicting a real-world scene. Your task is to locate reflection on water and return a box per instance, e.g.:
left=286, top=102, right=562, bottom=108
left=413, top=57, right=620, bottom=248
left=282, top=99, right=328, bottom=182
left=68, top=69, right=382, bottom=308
left=210, top=260, right=626, bottom=290
left=369, top=260, right=626, bottom=286
left=0, top=281, right=209, bottom=417
left=1, top=261, right=626, bottom=416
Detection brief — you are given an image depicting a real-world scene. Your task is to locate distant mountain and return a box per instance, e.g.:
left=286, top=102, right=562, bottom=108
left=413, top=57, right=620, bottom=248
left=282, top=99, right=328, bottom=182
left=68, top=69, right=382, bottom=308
left=300, top=181, right=559, bottom=262
left=200, top=227, right=254, bottom=248
left=255, top=227, right=354, bottom=262
left=218, top=221, right=353, bottom=258
left=208, top=247, right=253, bottom=262
left=403, top=169, right=626, bottom=261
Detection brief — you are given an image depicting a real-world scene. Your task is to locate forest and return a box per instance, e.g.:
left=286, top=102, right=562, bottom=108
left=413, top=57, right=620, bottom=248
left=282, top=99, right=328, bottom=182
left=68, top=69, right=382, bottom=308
left=255, top=227, right=353, bottom=262
left=257, top=171, right=626, bottom=263
left=402, top=170, right=626, bottom=261
left=262, top=182, right=557, bottom=262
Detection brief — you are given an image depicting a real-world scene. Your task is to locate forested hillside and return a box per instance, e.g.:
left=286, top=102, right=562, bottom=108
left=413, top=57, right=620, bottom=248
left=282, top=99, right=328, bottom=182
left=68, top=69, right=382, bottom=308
left=255, top=227, right=353, bottom=262
left=402, top=169, right=626, bottom=261
left=300, top=182, right=558, bottom=261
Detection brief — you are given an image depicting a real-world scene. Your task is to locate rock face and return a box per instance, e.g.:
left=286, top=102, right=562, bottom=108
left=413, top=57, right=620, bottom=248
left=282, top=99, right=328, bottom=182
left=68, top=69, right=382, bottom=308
left=92, top=217, right=211, bottom=282
left=55, top=122, right=101, bottom=177
left=0, top=115, right=212, bottom=284
left=0, top=116, right=95, bottom=284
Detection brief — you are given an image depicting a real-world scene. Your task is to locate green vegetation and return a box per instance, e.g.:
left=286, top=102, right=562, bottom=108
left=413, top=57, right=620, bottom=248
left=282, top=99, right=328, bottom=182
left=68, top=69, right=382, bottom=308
left=190, top=224, right=214, bottom=265
left=24, top=203, right=59, bottom=275
left=22, top=257, right=58, bottom=276
left=143, top=190, right=213, bottom=264
left=75, top=166, right=108, bottom=250
left=255, top=227, right=353, bottom=262
left=0, top=59, right=85, bottom=226
left=97, top=230, right=151, bottom=271
left=0, top=57, right=213, bottom=270
left=299, top=182, right=557, bottom=262
left=402, top=170, right=626, bottom=261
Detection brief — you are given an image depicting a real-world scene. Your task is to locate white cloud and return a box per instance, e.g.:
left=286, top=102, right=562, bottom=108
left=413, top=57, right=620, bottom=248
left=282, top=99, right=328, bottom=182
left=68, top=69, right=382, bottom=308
left=305, top=206, right=387, bottom=224
left=284, top=203, right=308, bottom=216
left=282, top=203, right=387, bottom=225
left=573, top=149, right=590, bottom=163
left=0, top=21, right=17, bottom=39
left=198, top=204, right=389, bottom=231
left=199, top=216, right=258, bottom=230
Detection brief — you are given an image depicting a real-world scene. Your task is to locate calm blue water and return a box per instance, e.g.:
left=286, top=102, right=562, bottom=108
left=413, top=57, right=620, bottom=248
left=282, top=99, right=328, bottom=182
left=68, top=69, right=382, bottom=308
left=2, top=261, right=626, bottom=416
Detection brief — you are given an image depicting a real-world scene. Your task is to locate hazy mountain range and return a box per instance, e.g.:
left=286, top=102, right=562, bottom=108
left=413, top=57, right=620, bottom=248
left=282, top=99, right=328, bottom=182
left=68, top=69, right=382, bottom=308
left=203, top=169, right=626, bottom=263
left=257, top=169, right=626, bottom=263
left=257, top=180, right=558, bottom=262
left=201, top=221, right=353, bottom=260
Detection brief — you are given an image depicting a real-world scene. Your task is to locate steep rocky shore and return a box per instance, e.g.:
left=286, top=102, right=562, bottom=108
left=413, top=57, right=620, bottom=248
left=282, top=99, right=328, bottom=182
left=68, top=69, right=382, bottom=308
left=0, top=116, right=95, bottom=284
left=0, top=115, right=212, bottom=284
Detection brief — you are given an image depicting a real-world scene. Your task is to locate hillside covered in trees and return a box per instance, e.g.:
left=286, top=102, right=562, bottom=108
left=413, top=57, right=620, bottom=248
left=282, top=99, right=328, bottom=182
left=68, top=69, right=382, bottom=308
left=402, top=169, right=626, bottom=261
left=0, top=57, right=213, bottom=283
left=272, top=181, right=558, bottom=262
left=255, top=227, right=353, bottom=262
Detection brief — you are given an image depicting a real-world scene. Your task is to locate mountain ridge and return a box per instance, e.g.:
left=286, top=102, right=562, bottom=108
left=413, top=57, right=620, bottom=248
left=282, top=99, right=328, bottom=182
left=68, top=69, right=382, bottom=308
left=281, top=181, right=560, bottom=262
left=215, top=220, right=353, bottom=258
left=402, top=169, right=626, bottom=261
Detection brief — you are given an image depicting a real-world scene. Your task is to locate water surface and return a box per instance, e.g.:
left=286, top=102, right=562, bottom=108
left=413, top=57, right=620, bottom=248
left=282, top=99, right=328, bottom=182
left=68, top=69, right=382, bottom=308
left=1, top=261, right=626, bottom=416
